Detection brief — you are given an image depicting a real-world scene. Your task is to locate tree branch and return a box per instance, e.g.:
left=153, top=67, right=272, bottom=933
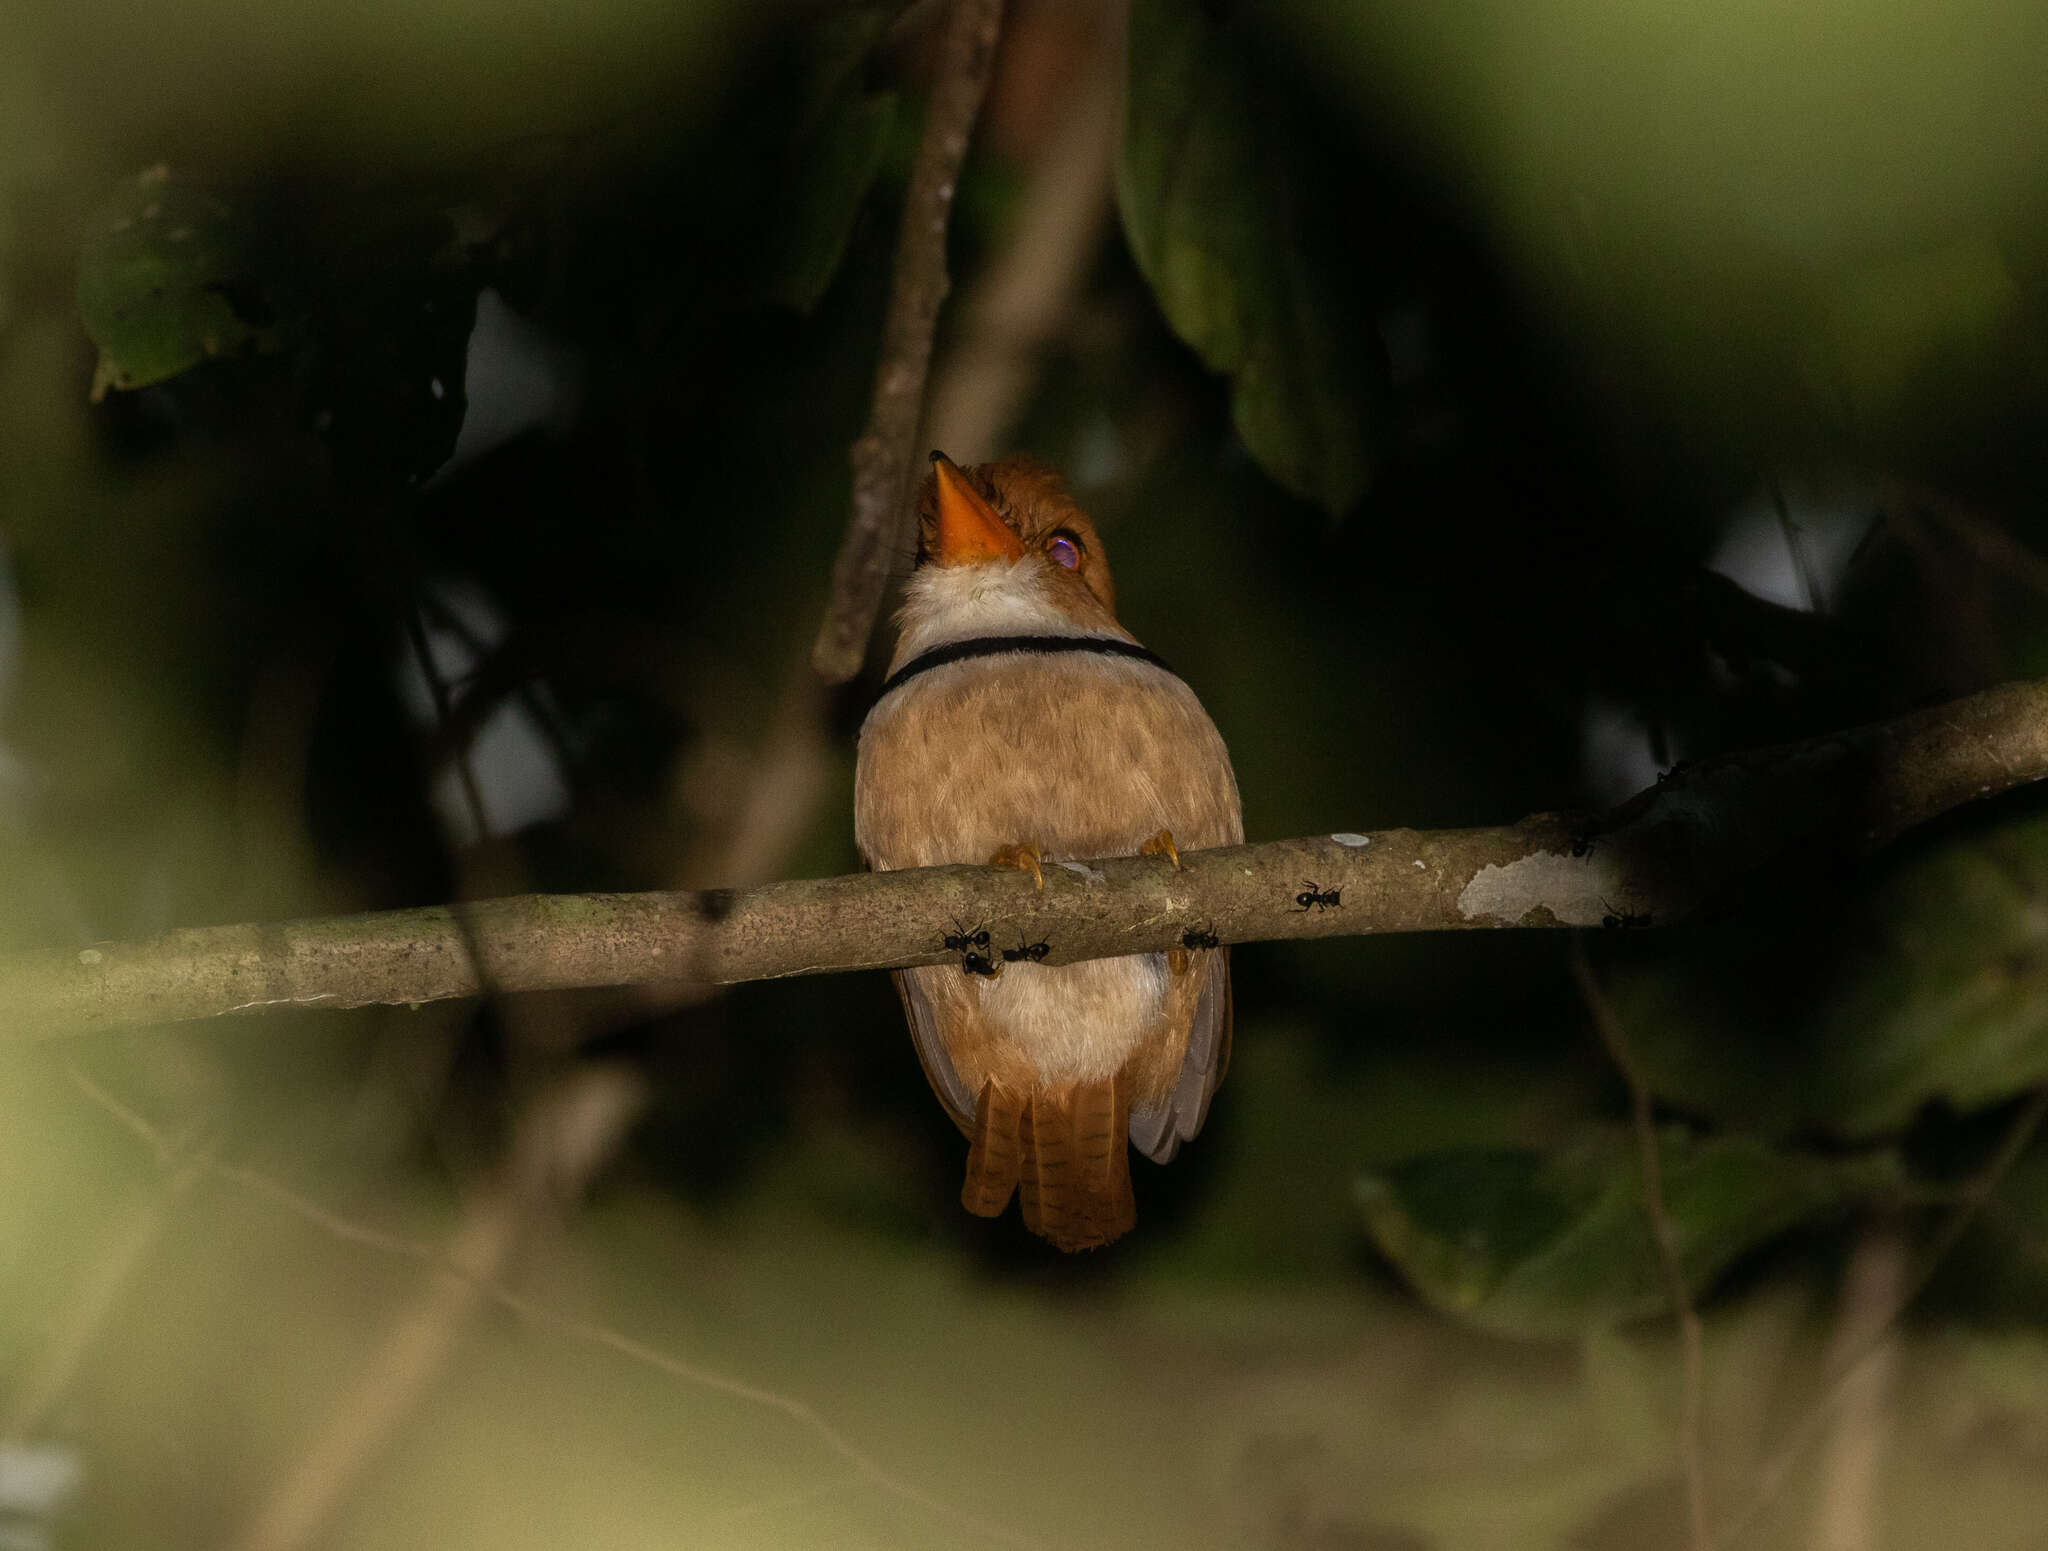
left=11, top=673, right=2048, bottom=1040
left=811, top=0, right=1008, bottom=681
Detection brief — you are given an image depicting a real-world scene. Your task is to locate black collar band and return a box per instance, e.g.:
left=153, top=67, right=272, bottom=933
left=876, top=633, right=1178, bottom=699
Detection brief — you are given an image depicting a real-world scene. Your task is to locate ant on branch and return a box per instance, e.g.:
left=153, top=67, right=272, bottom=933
left=1180, top=924, right=1220, bottom=951
left=1001, top=936, right=1052, bottom=964
left=940, top=920, right=1002, bottom=977
left=1292, top=880, right=1343, bottom=912
left=1600, top=900, right=1653, bottom=930
left=941, top=920, right=991, bottom=954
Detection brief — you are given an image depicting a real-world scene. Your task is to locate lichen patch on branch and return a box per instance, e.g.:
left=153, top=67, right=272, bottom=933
left=1457, top=851, right=1613, bottom=928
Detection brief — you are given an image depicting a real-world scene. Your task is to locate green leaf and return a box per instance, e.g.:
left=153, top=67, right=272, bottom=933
left=756, top=11, right=898, bottom=314
left=1357, top=1130, right=1901, bottom=1338
left=1611, top=808, right=2048, bottom=1138
left=75, top=166, right=286, bottom=400
left=1119, top=0, right=1382, bottom=515
left=78, top=165, right=484, bottom=489
left=1805, top=825, right=2048, bottom=1132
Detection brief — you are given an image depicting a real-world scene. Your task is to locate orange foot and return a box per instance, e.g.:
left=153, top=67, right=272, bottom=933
left=989, top=841, right=1044, bottom=891
left=1142, top=830, right=1193, bottom=972
left=1140, top=828, right=1181, bottom=869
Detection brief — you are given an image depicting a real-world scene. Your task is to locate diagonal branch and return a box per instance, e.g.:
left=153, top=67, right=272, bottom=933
left=1712, top=1083, right=2048, bottom=1550
left=11, top=672, right=2048, bottom=1040
left=811, top=0, right=1009, bottom=681
left=63, top=1066, right=1050, bottom=1551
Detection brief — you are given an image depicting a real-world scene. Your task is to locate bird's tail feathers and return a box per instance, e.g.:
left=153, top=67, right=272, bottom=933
left=962, top=1075, right=1135, bottom=1251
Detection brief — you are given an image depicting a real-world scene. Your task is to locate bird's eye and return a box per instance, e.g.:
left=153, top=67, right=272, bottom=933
left=1046, top=531, right=1083, bottom=570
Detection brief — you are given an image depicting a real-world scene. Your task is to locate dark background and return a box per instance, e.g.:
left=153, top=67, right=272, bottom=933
left=6, top=1, right=2048, bottom=1546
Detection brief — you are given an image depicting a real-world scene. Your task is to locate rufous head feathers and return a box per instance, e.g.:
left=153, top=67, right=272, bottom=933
left=916, top=453, right=1118, bottom=620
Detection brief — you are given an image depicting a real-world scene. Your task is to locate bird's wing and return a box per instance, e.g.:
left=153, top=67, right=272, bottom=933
left=1128, top=947, right=1232, bottom=1163
left=893, top=968, right=978, bottom=1134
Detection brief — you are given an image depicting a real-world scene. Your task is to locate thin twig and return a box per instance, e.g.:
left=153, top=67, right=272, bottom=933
left=403, top=602, right=490, bottom=841
left=225, top=1064, right=646, bottom=1551
left=1806, top=1223, right=1906, bottom=1551
left=1769, top=476, right=1828, bottom=614
left=1713, top=1084, right=2048, bottom=1549
left=413, top=588, right=581, bottom=781
left=400, top=596, right=512, bottom=1048
left=812, top=0, right=1009, bottom=681
left=64, top=1068, right=1043, bottom=1551
left=1571, top=940, right=1711, bottom=1551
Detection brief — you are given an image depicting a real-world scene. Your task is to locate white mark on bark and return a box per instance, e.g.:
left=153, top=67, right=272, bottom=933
left=1458, top=851, right=1611, bottom=927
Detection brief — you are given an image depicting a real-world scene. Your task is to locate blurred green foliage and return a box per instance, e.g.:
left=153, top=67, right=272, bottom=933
left=1611, top=804, right=2048, bottom=1139
left=755, top=10, right=901, bottom=314
left=1119, top=0, right=1384, bottom=514
left=6, top=0, right=2048, bottom=1545
left=1268, top=0, right=2048, bottom=467
left=1358, top=1130, right=1903, bottom=1338
left=75, top=168, right=286, bottom=398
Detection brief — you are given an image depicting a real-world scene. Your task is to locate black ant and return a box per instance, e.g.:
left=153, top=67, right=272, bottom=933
left=1292, top=880, right=1343, bottom=912
left=1600, top=901, right=1652, bottom=930
left=1001, top=936, right=1052, bottom=964
left=1569, top=832, right=1598, bottom=858
left=940, top=920, right=1002, bottom=977
left=1180, top=924, right=1220, bottom=950
left=941, top=920, right=991, bottom=955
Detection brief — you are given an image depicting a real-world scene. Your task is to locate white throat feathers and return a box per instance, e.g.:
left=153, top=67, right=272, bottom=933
left=894, top=559, right=1123, bottom=661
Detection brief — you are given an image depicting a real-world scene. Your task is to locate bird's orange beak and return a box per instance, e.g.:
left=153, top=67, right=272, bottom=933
left=931, top=452, right=1025, bottom=567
